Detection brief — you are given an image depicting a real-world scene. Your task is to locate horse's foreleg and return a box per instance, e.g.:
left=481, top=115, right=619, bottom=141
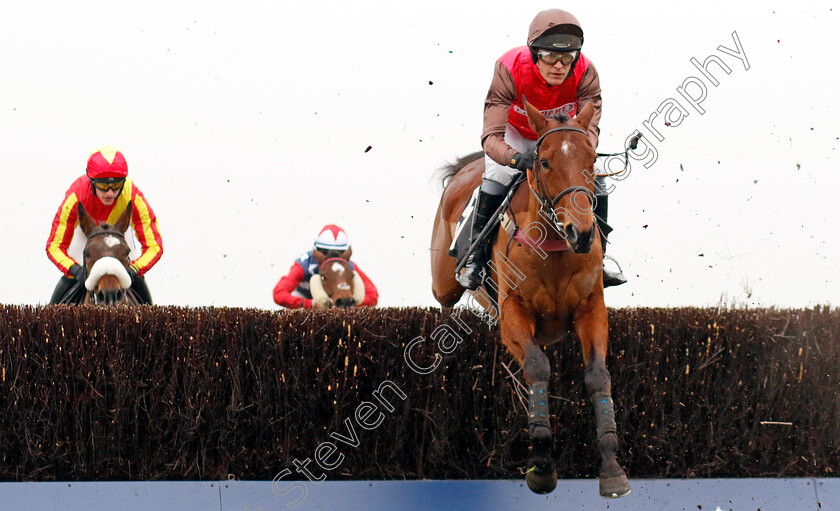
left=574, top=299, right=631, bottom=498
left=500, top=298, right=557, bottom=494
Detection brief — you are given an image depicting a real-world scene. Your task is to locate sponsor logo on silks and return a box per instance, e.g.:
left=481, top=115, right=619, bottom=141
left=512, top=102, right=576, bottom=119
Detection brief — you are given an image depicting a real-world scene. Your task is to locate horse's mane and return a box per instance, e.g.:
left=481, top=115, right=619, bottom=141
left=434, top=151, right=485, bottom=189
left=548, top=113, right=570, bottom=123
left=91, top=222, right=124, bottom=235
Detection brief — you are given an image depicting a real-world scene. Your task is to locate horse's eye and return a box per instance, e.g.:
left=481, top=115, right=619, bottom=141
left=321, top=275, right=325, bottom=280
left=540, top=159, right=550, bottom=170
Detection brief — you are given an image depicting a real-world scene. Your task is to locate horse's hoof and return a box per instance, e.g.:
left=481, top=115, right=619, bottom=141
left=599, top=474, right=631, bottom=498
left=525, top=467, right=557, bottom=494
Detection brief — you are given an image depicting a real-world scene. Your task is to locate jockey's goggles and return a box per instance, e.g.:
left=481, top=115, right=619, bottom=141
left=91, top=178, right=125, bottom=192
left=316, top=248, right=346, bottom=259
left=536, top=50, right=578, bottom=66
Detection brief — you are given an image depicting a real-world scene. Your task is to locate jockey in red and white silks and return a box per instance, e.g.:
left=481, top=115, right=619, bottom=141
left=273, top=224, right=379, bottom=309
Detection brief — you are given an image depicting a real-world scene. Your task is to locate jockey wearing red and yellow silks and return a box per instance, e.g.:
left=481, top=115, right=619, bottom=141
left=46, top=175, right=163, bottom=278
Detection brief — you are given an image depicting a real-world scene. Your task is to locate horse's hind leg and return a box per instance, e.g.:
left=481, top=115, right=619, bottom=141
left=574, top=300, right=631, bottom=498
left=500, top=300, right=557, bottom=494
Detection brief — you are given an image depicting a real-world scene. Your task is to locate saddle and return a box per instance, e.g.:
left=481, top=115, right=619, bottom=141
left=448, top=175, right=529, bottom=269
left=449, top=176, right=615, bottom=269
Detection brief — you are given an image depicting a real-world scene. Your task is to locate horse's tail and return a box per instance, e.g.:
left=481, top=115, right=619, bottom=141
left=433, top=151, right=485, bottom=190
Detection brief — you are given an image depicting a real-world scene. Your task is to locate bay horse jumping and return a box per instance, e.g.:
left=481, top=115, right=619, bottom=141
left=430, top=100, right=631, bottom=498
left=78, top=202, right=139, bottom=306
left=309, top=251, right=365, bottom=308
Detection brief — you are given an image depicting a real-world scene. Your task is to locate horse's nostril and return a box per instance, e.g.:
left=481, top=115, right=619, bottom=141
left=565, top=224, right=578, bottom=244
left=336, top=298, right=355, bottom=308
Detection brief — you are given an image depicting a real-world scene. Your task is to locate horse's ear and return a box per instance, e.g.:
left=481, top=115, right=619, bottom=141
left=313, top=250, right=327, bottom=265
left=524, top=96, right=549, bottom=135
left=77, top=203, right=96, bottom=235
left=114, top=201, right=133, bottom=233
left=575, top=102, right=595, bottom=133
left=341, top=247, right=352, bottom=261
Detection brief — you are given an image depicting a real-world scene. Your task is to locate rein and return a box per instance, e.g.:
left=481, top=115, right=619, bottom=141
left=455, top=125, right=598, bottom=272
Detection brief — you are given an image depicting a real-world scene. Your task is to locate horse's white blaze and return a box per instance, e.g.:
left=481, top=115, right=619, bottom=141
left=104, top=235, right=121, bottom=248
left=337, top=283, right=351, bottom=291
left=330, top=262, right=345, bottom=275
left=561, top=141, right=572, bottom=156
left=85, top=256, right=132, bottom=291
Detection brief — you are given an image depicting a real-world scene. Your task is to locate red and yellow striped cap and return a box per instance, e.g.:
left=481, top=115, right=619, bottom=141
left=86, top=146, right=128, bottom=179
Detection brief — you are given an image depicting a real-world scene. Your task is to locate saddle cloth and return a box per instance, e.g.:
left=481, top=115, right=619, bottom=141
left=448, top=187, right=481, bottom=266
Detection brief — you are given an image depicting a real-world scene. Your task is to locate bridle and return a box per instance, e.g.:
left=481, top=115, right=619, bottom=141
left=529, top=126, right=596, bottom=227
left=85, top=229, right=127, bottom=241
left=320, top=257, right=352, bottom=269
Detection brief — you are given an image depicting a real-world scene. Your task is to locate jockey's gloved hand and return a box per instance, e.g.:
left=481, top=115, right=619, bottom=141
left=510, top=152, right=535, bottom=173
left=69, top=264, right=86, bottom=281
left=128, top=266, right=138, bottom=283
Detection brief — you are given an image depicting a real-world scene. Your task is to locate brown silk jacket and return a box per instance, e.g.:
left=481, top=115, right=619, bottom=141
left=481, top=59, right=602, bottom=166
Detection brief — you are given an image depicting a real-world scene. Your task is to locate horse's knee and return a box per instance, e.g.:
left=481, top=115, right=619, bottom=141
left=584, top=363, right=611, bottom=395
left=523, top=344, right=550, bottom=383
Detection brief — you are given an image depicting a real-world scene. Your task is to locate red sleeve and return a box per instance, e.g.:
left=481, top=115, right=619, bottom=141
left=273, top=262, right=311, bottom=309
left=128, top=183, right=164, bottom=276
left=354, top=266, right=379, bottom=306
left=46, top=189, right=81, bottom=276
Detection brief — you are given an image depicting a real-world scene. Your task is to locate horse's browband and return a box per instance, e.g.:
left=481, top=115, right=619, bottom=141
left=534, top=126, right=588, bottom=155
left=87, top=230, right=126, bottom=240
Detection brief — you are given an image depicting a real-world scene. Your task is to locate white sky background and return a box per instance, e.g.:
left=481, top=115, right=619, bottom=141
left=1, top=1, right=837, bottom=310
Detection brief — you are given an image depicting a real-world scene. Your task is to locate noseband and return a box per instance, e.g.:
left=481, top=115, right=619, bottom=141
left=530, top=126, right=596, bottom=225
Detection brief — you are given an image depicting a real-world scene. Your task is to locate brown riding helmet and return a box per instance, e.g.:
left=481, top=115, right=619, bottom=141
left=528, top=9, right=584, bottom=64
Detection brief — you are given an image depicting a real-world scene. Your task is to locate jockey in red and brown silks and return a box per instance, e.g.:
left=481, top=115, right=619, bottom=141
left=46, top=146, right=163, bottom=304
left=457, top=9, right=627, bottom=290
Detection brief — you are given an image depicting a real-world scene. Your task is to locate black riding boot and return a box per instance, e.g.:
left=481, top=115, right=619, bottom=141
left=49, top=276, right=85, bottom=304
left=130, top=276, right=154, bottom=305
left=457, top=189, right=505, bottom=290
left=594, top=195, right=627, bottom=288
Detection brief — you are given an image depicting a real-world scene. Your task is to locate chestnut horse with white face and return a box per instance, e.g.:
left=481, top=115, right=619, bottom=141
left=78, top=202, right=138, bottom=306
left=308, top=250, right=366, bottom=308
left=430, top=100, right=631, bottom=498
